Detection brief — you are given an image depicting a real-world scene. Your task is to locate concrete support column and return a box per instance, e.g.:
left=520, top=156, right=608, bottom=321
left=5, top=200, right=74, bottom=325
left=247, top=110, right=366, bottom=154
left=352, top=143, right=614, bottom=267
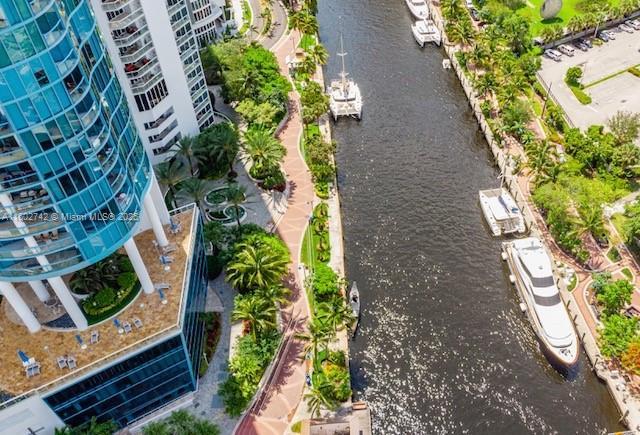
left=124, top=238, right=154, bottom=294
left=144, top=193, right=169, bottom=247
left=0, top=282, right=41, bottom=333
left=48, top=277, right=88, bottom=331
left=28, top=280, right=50, bottom=302
left=150, top=175, right=171, bottom=224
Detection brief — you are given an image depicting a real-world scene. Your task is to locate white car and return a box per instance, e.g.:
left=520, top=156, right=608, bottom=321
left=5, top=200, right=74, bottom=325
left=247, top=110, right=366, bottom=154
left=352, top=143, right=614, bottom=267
left=627, top=19, right=640, bottom=30
left=558, top=44, right=575, bottom=56
left=544, top=49, right=562, bottom=62
left=619, top=23, right=634, bottom=33
left=604, top=29, right=617, bottom=39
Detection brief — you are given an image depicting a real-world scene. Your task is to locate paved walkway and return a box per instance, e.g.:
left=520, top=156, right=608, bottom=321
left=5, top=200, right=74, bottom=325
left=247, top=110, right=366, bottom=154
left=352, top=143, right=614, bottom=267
left=250, top=0, right=288, bottom=49
left=187, top=277, right=239, bottom=434
left=235, top=26, right=315, bottom=434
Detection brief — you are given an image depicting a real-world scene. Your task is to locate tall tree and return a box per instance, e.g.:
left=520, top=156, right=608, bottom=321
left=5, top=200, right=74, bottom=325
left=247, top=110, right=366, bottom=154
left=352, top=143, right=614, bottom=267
left=175, top=136, right=197, bottom=176
left=155, top=159, right=187, bottom=208
left=243, top=128, right=286, bottom=177
left=232, top=294, right=277, bottom=340
left=226, top=242, right=289, bottom=292
left=179, top=178, right=208, bottom=216
left=607, top=111, right=640, bottom=146
left=300, top=81, right=329, bottom=126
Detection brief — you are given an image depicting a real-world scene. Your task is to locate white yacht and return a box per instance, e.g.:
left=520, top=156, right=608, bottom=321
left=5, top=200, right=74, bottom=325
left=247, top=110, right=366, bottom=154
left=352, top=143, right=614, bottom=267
left=502, top=238, right=579, bottom=375
left=479, top=188, right=526, bottom=236
left=327, top=35, right=362, bottom=121
left=411, top=19, right=442, bottom=47
left=405, top=0, right=429, bottom=19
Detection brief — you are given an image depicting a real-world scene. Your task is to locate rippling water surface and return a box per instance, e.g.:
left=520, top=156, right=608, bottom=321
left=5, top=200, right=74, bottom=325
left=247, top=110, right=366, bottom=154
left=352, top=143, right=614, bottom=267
left=317, top=1, right=623, bottom=433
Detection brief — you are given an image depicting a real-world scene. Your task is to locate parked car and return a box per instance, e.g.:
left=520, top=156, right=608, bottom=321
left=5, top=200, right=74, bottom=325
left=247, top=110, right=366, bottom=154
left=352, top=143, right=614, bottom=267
left=619, top=23, right=634, bottom=33
left=558, top=44, right=575, bottom=56
left=598, top=31, right=610, bottom=42
left=604, top=29, right=616, bottom=40
left=580, top=38, right=593, bottom=48
left=574, top=41, right=589, bottom=51
left=627, top=19, right=640, bottom=30
left=544, top=49, right=562, bottom=62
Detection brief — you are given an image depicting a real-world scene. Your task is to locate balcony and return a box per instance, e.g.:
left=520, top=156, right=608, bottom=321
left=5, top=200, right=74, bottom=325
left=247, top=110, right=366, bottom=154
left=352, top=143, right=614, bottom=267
left=0, top=147, right=26, bottom=166
left=119, top=41, right=153, bottom=64
left=108, top=3, right=143, bottom=32
left=101, top=0, right=135, bottom=13
left=113, top=23, right=148, bottom=48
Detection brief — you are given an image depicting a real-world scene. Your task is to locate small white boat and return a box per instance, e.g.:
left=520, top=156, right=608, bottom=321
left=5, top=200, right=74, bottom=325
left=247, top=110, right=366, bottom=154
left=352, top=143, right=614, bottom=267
left=479, top=188, right=525, bottom=236
left=405, top=0, right=429, bottom=19
left=411, top=19, right=441, bottom=47
left=502, top=238, right=579, bottom=375
left=327, top=35, right=362, bottom=121
left=349, top=281, right=360, bottom=336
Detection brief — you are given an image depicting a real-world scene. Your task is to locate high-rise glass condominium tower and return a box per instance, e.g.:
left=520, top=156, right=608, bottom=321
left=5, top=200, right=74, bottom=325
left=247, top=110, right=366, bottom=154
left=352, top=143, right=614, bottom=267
left=0, top=1, right=209, bottom=432
left=91, top=0, right=221, bottom=163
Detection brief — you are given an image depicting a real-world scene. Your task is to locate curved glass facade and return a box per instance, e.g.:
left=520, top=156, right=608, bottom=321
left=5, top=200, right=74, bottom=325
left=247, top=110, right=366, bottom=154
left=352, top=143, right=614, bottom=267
left=0, top=0, right=151, bottom=281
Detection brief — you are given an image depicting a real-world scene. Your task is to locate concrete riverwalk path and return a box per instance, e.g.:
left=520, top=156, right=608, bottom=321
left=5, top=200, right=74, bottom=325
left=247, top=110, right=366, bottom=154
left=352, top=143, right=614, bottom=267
left=235, top=26, right=316, bottom=434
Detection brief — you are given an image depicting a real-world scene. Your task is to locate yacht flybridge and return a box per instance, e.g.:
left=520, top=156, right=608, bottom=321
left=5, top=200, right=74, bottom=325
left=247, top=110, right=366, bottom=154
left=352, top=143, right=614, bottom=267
left=502, top=238, right=579, bottom=375
left=405, top=0, right=429, bottom=19
left=411, top=19, right=442, bottom=47
left=327, top=35, right=362, bottom=121
left=479, top=188, right=526, bottom=236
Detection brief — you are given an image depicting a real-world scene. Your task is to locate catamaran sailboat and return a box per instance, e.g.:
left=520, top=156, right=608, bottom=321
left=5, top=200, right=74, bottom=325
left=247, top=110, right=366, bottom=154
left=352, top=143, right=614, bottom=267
left=411, top=19, right=442, bottom=47
left=405, top=0, right=429, bottom=19
left=479, top=188, right=526, bottom=236
left=327, top=34, right=363, bottom=121
left=502, top=238, right=579, bottom=375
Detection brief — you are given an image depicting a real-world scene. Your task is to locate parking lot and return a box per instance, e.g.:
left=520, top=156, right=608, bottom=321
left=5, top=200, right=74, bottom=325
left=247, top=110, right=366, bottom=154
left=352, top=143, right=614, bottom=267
left=538, top=27, right=640, bottom=130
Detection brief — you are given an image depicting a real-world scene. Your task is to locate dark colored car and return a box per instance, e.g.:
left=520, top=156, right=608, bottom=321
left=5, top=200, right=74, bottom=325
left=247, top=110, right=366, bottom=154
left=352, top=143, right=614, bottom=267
left=574, top=41, right=588, bottom=51
left=598, top=31, right=610, bottom=42
left=580, top=38, right=593, bottom=48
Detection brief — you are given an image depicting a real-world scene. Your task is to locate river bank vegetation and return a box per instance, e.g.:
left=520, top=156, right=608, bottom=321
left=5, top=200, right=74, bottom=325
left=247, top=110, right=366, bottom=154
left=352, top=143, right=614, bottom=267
left=443, top=0, right=640, bottom=379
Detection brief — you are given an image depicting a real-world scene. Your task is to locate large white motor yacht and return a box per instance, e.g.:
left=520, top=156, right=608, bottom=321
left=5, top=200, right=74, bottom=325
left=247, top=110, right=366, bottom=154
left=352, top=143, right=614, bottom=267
left=479, top=188, right=525, bottom=236
left=327, top=35, right=362, bottom=121
left=405, top=0, right=429, bottom=19
left=502, top=238, right=579, bottom=375
left=411, top=19, right=442, bottom=47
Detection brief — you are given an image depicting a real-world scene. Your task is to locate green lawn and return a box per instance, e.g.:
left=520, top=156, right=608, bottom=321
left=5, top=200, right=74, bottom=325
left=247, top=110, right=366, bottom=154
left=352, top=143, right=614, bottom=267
left=514, top=0, right=622, bottom=35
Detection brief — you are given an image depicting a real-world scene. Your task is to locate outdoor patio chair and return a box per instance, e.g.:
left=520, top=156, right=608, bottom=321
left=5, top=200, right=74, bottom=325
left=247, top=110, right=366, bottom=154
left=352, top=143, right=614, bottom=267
left=123, top=321, right=132, bottom=333
left=90, top=331, right=99, bottom=344
left=154, top=283, right=170, bottom=291
left=67, top=357, right=76, bottom=369
left=26, top=363, right=40, bottom=377
left=133, top=318, right=143, bottom=329
left=56, top=356, right=67, bottom=369
left=162, top=243, right=177, bottom=254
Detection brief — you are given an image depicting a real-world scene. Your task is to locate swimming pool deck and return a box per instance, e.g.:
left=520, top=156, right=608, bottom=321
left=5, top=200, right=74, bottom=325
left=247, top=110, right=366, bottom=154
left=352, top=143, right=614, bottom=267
left=0, top=209, right=195, bottom=401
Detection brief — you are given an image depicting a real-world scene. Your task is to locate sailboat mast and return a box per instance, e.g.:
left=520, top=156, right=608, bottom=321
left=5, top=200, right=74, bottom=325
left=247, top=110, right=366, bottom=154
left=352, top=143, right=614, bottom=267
left=339, top=33, right=347, bottom=90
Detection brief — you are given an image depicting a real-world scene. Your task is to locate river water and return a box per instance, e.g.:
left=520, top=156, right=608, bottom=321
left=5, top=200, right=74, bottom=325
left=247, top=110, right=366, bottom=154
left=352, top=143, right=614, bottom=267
left=317, top=1, right=623, bottom=433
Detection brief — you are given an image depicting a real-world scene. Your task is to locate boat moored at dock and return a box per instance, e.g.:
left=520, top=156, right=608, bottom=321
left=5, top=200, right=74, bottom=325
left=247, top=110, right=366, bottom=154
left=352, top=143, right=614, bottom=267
left=479, top=188, right=526, bottom=236
left=502, top=237, right=580, bottom=376
left=405, top=0, right=430, bottom=19
left=411, top=19, right=442, bottom=47
left=328, top=35, right=363, bottom=121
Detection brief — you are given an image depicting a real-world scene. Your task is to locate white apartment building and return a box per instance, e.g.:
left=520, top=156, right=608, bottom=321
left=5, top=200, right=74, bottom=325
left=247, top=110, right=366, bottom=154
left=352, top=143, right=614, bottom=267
left=188, top=0, right=233, bottom=46
left=91, top=0, right=216, bottom=164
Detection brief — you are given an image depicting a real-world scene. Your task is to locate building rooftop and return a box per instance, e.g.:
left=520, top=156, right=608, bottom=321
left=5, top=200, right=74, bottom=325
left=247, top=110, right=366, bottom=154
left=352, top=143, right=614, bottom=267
left=0, top=207, right=196, bottom=402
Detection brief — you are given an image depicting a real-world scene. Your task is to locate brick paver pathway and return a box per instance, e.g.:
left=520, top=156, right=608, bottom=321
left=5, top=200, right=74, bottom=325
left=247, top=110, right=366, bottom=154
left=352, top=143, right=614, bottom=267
left=235, top=26, right=315, bottom=435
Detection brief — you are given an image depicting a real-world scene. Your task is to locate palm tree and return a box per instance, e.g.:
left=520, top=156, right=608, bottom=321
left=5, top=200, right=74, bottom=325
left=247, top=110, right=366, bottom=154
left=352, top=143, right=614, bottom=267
left=290, top=10, right=318, bottom=35
left=226, top=243, right=289, bottom=291
left=225, top=182, right=247, bottom=227
left=296, top=318, right=333, bottom=360
left=525, top=140, right=555, bottom=184
left=304, top=378, right=336, bottom=417
left=55, top=418, right=118, bottom=435
left=141, top=411, right=220, bottom=435
left=243, top=128, right=286, bottom=177
left=232, top=294, right=277, bottom=339
left=256, top=284, right=291, bottom=306
left=300, top=55, right=317, bottom=76
left=179, top=178, right=208, bottom=216
left=307, top=43, right=328, bottom=66
left=174, top=136, right=197, bottom=177
left=447, top=19, right=475, bottom=47
left=316, top=298, right=355, bottom=333
left=578, top=204, right=606, bottom=241
left=207, top=123, right=240, bottom=177
left=155, top=159, right=187, bottom=208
